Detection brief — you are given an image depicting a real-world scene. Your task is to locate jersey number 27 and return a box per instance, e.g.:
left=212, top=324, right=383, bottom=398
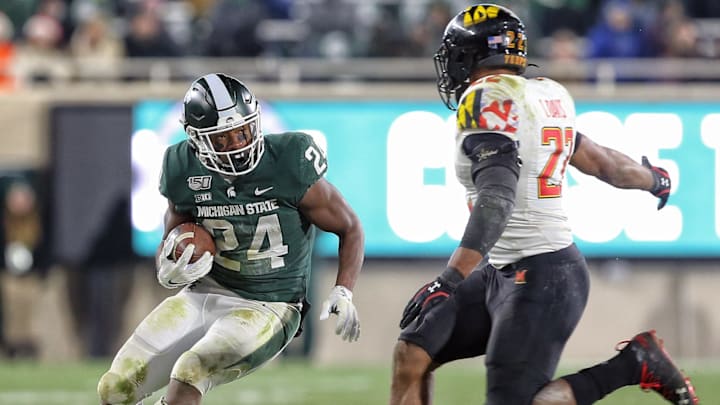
left=538, top=126, right=574, bottom=198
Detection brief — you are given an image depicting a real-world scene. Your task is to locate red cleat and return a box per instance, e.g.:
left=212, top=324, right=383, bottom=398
left=617, top=330, right=699, bottom=405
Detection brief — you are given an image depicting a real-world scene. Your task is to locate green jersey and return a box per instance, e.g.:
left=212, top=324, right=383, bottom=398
left=159, top=132, right=328, bottom=302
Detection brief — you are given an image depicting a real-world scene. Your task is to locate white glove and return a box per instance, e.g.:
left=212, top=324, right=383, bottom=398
left=156, top=238, right=214, bottom=289
left=319, top=285, right=360, bottom=342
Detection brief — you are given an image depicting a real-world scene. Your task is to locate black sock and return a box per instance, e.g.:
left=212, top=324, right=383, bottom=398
left=561, top=348, right=640, bottom=405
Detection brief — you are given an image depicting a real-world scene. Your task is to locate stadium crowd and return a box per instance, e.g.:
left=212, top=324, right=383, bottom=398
left=0, top=0, right=718, bottom=84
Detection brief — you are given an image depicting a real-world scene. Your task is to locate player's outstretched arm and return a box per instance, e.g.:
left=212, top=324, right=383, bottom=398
left=299, top=178, right=364, bottom=342
left=569, top=132, right=671, bottom=209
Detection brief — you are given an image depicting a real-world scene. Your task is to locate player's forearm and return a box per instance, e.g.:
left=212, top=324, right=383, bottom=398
left=447, top=247, right=484, bottom=278
left=599, top=148, right=654, bottom=190
left=334, top=224, right=365, bottom=291
left=458, top=185, right=515, bottom=270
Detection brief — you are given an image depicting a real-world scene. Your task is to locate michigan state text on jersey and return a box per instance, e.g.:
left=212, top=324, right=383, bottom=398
left=160, top=131, right=326, bottom=302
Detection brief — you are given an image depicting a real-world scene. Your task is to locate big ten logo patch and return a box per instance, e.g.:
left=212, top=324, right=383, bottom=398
left=463, top=5, right=500, bottom=26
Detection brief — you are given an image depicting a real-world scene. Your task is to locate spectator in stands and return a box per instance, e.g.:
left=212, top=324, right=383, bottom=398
left=0, top=11, right=15, bottom=90
left=294, top=0, right=357, bottom=58
left=201, top=0, right=267, bottom=57
left=685, top=0, right=720, bottom=18
left=15, top=6, right=69, bottom=83
left=365, top=4, right=410, bottom=57
left=182, top=0, right=216, bottom=56
left=124, top=5, right=181, bottom=57
left=647, top=0, right=700, bottom=58
left=546, top=28, right=584, bottom=63
left=34, top=0, right=73, bottom=46
left=407, top=0, right=453, bottom=57
left=586, top=0, right=653, bottom=58
left=70, top=12, right=125, bottom=78
left=529, top=0, right=595, bottom=38
left=0, top=1, right=36, bottom=42
left=22, top=13, right=62, bottom=50
left=265, top=0, right=293, bottom=19
left=661, top=18, right=700, bottom=58
left=0, top=178, right=44, bottom=358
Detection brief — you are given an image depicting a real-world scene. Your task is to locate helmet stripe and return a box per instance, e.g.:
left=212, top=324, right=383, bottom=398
left=203, top=74, right=234, bottom=111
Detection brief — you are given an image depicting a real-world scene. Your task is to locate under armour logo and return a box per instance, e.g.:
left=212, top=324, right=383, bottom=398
left=660, top=178, right=670, bottom=187
left=227, top=186, right=236, bottom=198
left=427, top=281, right=441, bottom=293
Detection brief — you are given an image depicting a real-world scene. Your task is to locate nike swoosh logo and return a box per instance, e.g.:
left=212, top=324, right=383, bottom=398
left=254, top=186, right=273, bottom=196
left=166, top=279, right=188, bottom=287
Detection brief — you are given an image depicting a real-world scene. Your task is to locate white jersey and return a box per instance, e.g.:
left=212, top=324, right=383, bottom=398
left=454, top=74, right=576, bottom=267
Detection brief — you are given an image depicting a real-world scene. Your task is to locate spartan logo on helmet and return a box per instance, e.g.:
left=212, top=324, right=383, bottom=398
left=433, top=3, right=528, bottom=110
left=181, top=73, right=264, bottom=176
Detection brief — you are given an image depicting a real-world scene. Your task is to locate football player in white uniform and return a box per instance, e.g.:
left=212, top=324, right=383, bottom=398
left=391, top=4, right=697, bottom=405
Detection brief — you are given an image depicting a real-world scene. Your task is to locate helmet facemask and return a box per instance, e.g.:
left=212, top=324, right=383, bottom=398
left=186, top=108, right=264, bottom=176
left=434, top=42, right=473, bottom=111
left=182, top=73, right=264, bottom=176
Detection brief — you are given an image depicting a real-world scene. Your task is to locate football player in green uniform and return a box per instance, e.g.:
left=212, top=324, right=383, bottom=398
left=98, top=73, right=364, bottom=405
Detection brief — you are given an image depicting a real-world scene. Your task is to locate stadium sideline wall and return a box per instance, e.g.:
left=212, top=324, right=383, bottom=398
left=27, top=260, right=720, bottom=364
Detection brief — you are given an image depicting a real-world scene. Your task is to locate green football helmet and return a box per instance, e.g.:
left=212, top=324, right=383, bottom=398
left=181, top=73, right=264, bottom=175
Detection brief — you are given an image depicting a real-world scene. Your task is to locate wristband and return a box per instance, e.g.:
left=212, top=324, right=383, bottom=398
left=440, top=266, right=465, bottom=288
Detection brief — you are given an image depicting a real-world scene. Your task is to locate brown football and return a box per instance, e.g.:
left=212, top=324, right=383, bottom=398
left=170, top=222, right=217, bottom=263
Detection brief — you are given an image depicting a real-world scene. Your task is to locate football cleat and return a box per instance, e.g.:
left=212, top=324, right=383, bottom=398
left=617, top=330, right=699, bottom=405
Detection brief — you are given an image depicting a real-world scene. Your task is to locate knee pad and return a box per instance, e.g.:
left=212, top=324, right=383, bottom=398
left=97, top=371, right=138, bottom=404
left=171, top=350, right=210, bottom=394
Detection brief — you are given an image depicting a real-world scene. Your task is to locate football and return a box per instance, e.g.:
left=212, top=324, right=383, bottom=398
left=169, top=222, right=217, bottom=263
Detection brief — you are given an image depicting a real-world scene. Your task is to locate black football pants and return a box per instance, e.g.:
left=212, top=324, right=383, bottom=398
left=399, top=243, right=590, bottom=405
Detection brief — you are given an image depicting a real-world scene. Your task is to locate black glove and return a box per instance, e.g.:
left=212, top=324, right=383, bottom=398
left=399, top=267, right=464, bottom=329
left=642, top=156, right=671, bottom=210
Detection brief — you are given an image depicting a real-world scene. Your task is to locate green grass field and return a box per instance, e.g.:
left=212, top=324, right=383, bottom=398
left=0, top=359, right=715, bottom=404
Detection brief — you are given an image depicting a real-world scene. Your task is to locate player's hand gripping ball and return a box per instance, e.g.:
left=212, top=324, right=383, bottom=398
left=171, top=222, right=217, bottom=263
left=156, top=222, right=216, bottom=289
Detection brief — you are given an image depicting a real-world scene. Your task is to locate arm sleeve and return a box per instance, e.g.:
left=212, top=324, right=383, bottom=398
left=458, top=133, right=521, bottom=256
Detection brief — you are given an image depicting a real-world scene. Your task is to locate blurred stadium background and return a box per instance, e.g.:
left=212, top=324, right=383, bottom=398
left=0, top=0, right=719, bottom=404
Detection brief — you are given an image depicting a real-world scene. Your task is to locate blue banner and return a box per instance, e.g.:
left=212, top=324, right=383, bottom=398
left=132, top=100, right=720, bottom=259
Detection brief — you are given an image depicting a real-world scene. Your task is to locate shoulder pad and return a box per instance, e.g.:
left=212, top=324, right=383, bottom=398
left=456, top=74, right=524, bottom=137
left=265, top=132, right=327, bottom=200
